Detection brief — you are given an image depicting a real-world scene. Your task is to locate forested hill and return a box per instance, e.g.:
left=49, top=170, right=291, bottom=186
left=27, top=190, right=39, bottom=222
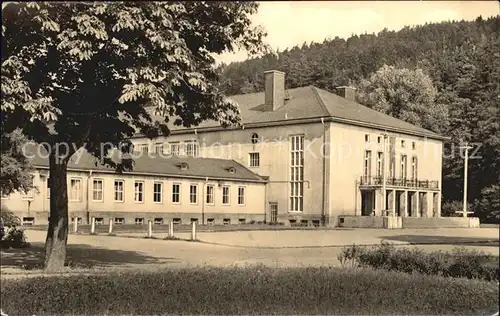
left=218, top=15, right=500, bottom=223
left=217, top=16, right=499, bottom=95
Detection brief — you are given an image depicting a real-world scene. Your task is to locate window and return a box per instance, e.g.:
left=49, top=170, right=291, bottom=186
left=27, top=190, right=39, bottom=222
left=154, top=218, right=164, bottom=225
left=95, top=217, right=104, bottom=225
left=206, top=185, right=214, bottom=204
left=134, top=181, right=144, bottom=202
left=377, top=136, right=382, bottom=144
left=135, top=218, right=144, bottom=225
left=114, top=180, right=124, bottom=202
left=400, top=155, right=408, bottom=179
left=239, top=218, right=246, bottom=224
left=290, top=135, right=304, bottom=212
left=249, top=152, right=260, bottom=167
left=185, top=141, right=199, bottom=157
left=114, top=217, right=125, bottom=225
left=169, top=142, right=180, bottom=156
left=22, top=217, right=35, bottom=226
left=411, top=156, right=418, bottom=180
left=251, top=133, right=259, bottom=144
left=363, top=150, right=372, bottom=179
left=153, top=182, right=163, bottom=203
left=223, top=218, right=231, bottom=225
left=22, top=176, right=35, bottom=199
left=238, top=187, right=245, bottom=205
left=412, top=142, right=416, bottom=150
left=401, top=140, right=406, bottom=148
left=92, top=179, right=103, bottom=201
left=172, top=218, right=181, bottom=225
left=138, top=144, right=149, bottom=153
left=189, top=184, right=198, bottom=204
left=207, top=218, right=215, bottom=225
left=154, top=143, right=164, bottom=154
left=190, top=218, right=199, bottom=223
left=365, top=134, right=370, bottom=142
left=172, top=183, right=180, bottom=203
left=71, top=217, right=82, bottom=224
left=222, top=186, right=230, bottom=205
left=376, top=152, right=383, bottom=178
left=69, top=178, right=82, bottom=201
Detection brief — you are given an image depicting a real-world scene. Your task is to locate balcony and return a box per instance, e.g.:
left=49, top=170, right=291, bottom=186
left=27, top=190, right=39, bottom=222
left=359, top=176, right=439, bottom=190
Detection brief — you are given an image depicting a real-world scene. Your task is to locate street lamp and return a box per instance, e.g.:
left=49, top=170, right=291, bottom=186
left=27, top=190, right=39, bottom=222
left=458, top=143, right=474, bottom=218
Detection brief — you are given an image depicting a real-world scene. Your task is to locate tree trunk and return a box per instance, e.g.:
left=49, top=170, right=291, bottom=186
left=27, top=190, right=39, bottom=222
left=44, top=152, right=69, bottom=272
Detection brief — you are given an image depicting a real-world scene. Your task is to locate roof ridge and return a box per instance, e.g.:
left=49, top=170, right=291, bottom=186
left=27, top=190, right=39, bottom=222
left=310, top=86, right=331, bottom=117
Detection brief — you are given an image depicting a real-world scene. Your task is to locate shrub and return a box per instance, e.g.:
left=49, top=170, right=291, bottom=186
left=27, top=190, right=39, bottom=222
left=442, top=200, right=472, bottom=217
left=339, top=243, right=499, bottom=282
left=0, top=209, right=21, bottom=227
left=0, top=267, right=498, bottom=316
left=1, top=226, right=31, bottom=249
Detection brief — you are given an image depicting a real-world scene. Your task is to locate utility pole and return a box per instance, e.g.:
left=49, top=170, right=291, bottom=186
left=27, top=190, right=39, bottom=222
left=460, top=143, right=473, bottom=218
left=382, top=133, right=388, bottom=215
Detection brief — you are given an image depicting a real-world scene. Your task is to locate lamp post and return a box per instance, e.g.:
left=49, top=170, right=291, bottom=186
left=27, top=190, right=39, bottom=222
left=460, top=143, right=473, bottom=218
left=382, top=133, right=389, bottom=215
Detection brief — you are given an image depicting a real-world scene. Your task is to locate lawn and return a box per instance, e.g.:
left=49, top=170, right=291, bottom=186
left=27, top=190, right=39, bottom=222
left=1, top=266, right=498, bottom=315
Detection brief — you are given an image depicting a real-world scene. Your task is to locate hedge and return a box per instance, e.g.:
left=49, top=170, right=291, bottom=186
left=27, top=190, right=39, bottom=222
left=1, top=267, right=498, bottom=315
left=338, top=243, right=500, bottom=281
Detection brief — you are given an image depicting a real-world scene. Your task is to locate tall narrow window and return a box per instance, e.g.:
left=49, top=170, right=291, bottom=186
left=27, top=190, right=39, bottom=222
left=400, top=155, right=408, bottom=179
left=153, top=182, right=163, bottom=203
left=69, top=178, right=82, bottom=201
left=154, top=143, right=164, bottom=154
left=249, top=152, right=260, bottom=167
left=134, top=181, right=144, bottom=202
left=376, top=152, right=383, bottom=178
left=172, top=183, right=180, bottom=203
left=138, top=144, right=149, bottom=153
left=169, top=142, right=180, bottom=156
left=222, top=185, right=230, bottom=205
left=411, top=156, right=418, bottom=180
left=238, top=187, right=245, bottom=205
left=92, top=179, right=103, bottom=201
left=363, top=150, right=372, bottom=179
left=290, top=135, right=304, bottom=212
left=114, top=180, right=124, bottom=202
left=185, top=141, right=199, bottom=157
left=189, top=184, right=198, bottom=204
left=206, top=185, right=214, bottom=204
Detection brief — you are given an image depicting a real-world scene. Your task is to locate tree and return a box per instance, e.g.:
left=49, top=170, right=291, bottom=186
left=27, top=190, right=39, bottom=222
left=0, top=129, right=34, bottom=197
left=1, top=1, right=267, bottom=271
left=357, top=64, right=449, bottom=134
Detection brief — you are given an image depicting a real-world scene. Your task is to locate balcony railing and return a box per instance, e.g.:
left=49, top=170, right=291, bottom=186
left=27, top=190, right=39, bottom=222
left=359, top=176, right=439, bottom=190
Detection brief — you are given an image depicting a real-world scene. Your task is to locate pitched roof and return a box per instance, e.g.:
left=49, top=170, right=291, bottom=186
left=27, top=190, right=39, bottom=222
left=28, top=146, right=266, bottom=183
left=144, top=85, right=446, bottom=140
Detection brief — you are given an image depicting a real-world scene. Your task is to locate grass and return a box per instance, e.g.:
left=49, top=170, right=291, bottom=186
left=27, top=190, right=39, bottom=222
left=1, top=266, right=498, bottom=315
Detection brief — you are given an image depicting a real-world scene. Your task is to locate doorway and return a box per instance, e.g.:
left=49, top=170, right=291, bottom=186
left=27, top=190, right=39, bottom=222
left=361, top=190, right=375, bottom=216
left=269, top=202, right=278, bottom=223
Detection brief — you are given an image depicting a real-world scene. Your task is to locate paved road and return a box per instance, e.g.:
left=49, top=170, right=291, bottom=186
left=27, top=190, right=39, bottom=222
left=1, top=228, right=498, bottom=277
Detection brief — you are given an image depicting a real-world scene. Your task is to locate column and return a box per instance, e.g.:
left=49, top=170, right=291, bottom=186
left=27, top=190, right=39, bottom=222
left=355, top=188, right=362, bottom=216
left=375, top=189, right=384, bottom=216
left=414, top=192, right=420, bottom=218
left=401, top=190, right=408, bottom=217
left=388, top=190, right=396, bottom=216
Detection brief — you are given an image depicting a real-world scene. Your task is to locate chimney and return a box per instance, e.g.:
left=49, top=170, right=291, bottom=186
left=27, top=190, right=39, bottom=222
left=264, top=70, right=286, bottom=111
left=336, top=86, right=356, bottom=101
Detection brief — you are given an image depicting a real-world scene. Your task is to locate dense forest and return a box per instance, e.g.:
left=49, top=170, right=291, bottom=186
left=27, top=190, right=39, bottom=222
left=217, top=16, right=500, bottom=223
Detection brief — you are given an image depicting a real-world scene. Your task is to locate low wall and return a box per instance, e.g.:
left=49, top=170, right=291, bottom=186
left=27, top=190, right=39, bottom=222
left=338, top=216, right=385, bottom=228
left=402, top=217, right=480, bottom=228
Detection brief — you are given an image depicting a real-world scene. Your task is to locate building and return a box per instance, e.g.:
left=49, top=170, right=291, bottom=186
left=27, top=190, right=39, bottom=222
left=1, top=148, right=267, bottom=226
left=131, top=70, right=446, bottom=226
left=2, top=70, right=448, bottom=227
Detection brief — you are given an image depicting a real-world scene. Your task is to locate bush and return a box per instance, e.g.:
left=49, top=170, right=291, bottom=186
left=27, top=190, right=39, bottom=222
left=0, top=210, right=21, bottom=227
left=339, top=243, right=499, bottom=281
left=1, top=226, right=31, bottom=249
left=0, top=267, right=498, bottom=316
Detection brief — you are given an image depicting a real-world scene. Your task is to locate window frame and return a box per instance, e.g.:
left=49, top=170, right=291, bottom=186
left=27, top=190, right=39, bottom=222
left=222, top=185, right=230, bottom=205
left=189, top=184, right=198, bottom=204
left=238, top=186, right=246, bottom=206
left=114, top=179, right=125, bottom=203
left=69, top=177, right=83, bottom=202
left=171, top=182, right=181, bottom=204
left=153, top=181, right=163, bottom=204
left=92, top=178, right=104, bottom=202
left=134, top=180, right=145, bottom=203
left=249, top=152, right=260, bottom=168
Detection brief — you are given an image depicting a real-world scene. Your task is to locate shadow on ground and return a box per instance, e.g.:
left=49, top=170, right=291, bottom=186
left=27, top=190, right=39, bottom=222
left=382, top=235, right=500, bottom=247
left=0, top=242, right=178, bottom=270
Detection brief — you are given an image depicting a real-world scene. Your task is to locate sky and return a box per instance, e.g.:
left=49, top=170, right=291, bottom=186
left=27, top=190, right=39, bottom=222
left=215, top=1, right=500, bottom=65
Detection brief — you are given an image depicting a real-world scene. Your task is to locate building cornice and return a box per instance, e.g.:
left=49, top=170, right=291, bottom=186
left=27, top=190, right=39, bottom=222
left=133, top=116, right=450, bottom=141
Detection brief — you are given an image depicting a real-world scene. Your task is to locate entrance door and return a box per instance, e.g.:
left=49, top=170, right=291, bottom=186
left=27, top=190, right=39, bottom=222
left=395, top=192, right=401, bottom=216
left=270, top=202, right=278, bottom=223
left=361, top=191, right=374, bottom=216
